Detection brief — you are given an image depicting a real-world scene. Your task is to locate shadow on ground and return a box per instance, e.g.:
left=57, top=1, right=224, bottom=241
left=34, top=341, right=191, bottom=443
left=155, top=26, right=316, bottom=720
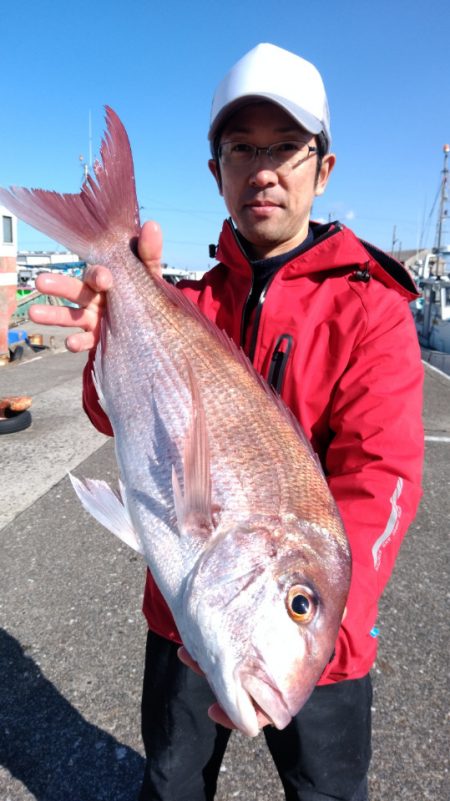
left=0, top=629, right=144, bottom=801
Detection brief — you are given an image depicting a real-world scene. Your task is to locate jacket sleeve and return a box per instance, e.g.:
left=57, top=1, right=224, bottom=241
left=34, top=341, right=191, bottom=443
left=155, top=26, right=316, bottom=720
left=320, top=289, right=424, bottom=682
left=82, top=349, right=114, bottom=436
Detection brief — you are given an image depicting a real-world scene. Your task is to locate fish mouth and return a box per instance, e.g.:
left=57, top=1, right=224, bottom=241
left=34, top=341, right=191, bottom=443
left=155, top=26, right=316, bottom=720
left=239, top=670, right=292, bottom=731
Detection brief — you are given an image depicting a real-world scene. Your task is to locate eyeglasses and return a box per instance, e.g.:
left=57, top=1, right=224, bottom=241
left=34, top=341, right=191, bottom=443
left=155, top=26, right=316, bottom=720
left=218, top=140, right=318, bottom=172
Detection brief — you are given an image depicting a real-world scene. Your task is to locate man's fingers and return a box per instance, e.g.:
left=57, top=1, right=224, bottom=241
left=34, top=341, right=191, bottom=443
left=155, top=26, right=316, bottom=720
left=29, top=303, right=80, bottom=328
left=207, top=703, right=236, bottom=728
left=35, top=266, right=113, bottom=306
left=65, top=330, right=98, bottom=353
left=30, top=229, right=161, bottom=354
left=138, top=220, right=163, bottom=274
left=29, top=304, right=98, bottom=352
left=208, top=703, right=271, bottom=731
left=83, top=264, right=114, bottom=293
left=177, top=646, right=205, bottom=677
left=35, top=272, right=85, bottom=303
left=29, top=298, right=100, bottom=331
left=29, top=294, right=105, bottom=355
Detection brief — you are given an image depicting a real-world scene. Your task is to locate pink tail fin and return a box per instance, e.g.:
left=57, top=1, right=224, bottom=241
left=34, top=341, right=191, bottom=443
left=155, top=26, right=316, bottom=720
left=0, top=107, right=141, bottom=262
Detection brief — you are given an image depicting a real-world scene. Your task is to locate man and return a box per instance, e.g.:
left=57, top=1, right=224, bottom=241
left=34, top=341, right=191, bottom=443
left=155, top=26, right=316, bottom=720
left=31, top=43, right=424, bottom=801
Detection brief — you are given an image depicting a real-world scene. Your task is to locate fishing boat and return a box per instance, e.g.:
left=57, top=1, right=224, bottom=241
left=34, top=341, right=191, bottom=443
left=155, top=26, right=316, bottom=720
left=410, top=145, right=450, bottom=374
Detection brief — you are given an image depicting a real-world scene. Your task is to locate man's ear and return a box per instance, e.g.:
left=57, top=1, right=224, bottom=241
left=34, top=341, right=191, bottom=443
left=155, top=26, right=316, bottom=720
left=208, top=158, right=223, bottom=195
left=315, top=153, right=336, bottom=197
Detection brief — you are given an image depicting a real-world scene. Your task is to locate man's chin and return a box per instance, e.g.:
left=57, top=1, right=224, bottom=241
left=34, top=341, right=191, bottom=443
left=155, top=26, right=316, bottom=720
left=235, top=223, right=287, bottom=258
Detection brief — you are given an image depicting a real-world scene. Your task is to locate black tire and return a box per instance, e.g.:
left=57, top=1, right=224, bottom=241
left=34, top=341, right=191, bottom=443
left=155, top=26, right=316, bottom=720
left=0, top=409, right=32, bottom=434
left=9, top=345, right=24, bottom=362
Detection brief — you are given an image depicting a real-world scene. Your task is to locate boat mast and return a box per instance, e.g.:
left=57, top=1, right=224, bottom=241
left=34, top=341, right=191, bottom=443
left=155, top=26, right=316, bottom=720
left=435, top=144, right=449, bottom=274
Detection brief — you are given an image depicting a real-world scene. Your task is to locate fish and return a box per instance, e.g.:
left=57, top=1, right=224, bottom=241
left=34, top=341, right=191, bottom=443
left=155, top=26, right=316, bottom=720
left=0, top=107, right=351, bottom=737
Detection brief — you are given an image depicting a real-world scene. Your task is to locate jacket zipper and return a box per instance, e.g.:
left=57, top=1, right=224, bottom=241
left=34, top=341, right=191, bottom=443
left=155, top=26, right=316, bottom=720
left=246, top=275, right=275, bottom=360
left=267, top=334, right=293, bottom=393
left=232, top=219, right=343, bottom=361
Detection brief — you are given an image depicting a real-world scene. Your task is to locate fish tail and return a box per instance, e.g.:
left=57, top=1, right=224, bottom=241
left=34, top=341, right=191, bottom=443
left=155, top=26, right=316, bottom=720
left=0, top=107, right=140, bottom=262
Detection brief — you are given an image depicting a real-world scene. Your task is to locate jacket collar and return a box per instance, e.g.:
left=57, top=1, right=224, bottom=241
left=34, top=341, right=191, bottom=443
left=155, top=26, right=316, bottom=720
left=214, top=218, right=419, bottom=301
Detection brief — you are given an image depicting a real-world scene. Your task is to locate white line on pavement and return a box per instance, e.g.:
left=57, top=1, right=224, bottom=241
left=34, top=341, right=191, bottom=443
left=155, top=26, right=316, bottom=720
left=422, top=361, right=450, bottom=381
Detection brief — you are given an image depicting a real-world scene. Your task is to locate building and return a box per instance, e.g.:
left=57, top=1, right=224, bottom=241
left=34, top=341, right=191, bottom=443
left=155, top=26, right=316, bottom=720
left=0, top=205, right=18, bottom=361
left=389, top=248, right=432, bottom=276
left=17, top=251, right=82, bottom=267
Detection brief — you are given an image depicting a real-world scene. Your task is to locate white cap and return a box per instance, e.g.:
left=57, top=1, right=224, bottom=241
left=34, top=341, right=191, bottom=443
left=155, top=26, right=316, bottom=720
left=209, top=43, right=331, bottom=152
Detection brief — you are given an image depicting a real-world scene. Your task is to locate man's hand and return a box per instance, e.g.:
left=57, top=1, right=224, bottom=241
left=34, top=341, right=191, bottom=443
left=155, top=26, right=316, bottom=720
left=30, top=265, right=113, bottom=352
left=28, top=220, right=163, bottom=352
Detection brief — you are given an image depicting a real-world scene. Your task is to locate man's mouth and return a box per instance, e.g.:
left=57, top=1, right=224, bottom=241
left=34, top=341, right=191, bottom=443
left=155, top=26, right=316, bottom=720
left=245, top=199, right=280, bottom=208
left=243, top=200, right=282, bottom=217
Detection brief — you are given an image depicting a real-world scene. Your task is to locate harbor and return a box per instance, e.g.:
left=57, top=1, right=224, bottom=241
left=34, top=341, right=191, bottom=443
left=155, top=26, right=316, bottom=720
left=408, top=144, right=450, bottom=374
left=1, top=2, right=449, bottom=798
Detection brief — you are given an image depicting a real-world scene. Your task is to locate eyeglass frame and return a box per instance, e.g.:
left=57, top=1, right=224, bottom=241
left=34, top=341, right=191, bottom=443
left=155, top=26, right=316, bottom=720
left=217, top=140, right=319, bottom=172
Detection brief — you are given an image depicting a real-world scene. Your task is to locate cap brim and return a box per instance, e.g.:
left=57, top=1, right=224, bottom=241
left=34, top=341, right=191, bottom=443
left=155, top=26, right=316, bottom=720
left=208, top=93, right=323, bottom=144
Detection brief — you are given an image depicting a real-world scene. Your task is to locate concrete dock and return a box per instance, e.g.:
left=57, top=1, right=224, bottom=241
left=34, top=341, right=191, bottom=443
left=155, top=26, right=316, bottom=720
left=0, top=324, right=448, bottom=801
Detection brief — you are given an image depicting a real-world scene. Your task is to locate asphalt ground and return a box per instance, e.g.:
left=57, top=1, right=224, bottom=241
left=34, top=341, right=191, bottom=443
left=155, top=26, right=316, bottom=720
left=0, top=323, right=448, bottom=801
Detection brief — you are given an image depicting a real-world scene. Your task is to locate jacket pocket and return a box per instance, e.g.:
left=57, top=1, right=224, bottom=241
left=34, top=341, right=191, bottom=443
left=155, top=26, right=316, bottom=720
left=267, top=334, right=293, bottom=393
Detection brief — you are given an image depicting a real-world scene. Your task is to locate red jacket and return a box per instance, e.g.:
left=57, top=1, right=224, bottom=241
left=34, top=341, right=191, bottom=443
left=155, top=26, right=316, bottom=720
left=83, top=220, right=424, bottom=684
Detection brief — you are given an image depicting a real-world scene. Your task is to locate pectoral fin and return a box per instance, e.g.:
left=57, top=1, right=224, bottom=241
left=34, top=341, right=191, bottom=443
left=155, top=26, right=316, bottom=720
left=172, top=364, right=215, bottom=538
left=69, top=473, right=144, bottom=554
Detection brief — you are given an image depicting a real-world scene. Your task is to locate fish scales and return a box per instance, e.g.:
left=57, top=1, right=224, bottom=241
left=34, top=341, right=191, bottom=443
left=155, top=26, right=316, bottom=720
left=102, top=250, right=328, bottom=528
left=0, top=107, right=351, bottom=737
left=110, top=264, right=333, bottom=532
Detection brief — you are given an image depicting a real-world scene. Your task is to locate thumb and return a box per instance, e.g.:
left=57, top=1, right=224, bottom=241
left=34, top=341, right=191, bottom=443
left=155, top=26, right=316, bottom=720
left=138, top=220, right=163, bottom=275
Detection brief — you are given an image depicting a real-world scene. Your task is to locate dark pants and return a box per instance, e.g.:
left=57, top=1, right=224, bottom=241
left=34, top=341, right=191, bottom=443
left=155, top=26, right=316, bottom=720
left=139, top=631, right=372, bottom=801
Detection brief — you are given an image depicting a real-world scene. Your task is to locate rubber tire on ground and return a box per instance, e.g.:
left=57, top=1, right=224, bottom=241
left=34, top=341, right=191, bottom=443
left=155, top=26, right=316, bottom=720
left=0, top=410, right=32, bottom=435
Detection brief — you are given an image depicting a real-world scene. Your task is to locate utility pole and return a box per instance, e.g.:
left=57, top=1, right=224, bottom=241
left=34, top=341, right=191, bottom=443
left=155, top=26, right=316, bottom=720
left=78, top=112, right=94, bottom=186
left=391, top=225, right=398, bottom=255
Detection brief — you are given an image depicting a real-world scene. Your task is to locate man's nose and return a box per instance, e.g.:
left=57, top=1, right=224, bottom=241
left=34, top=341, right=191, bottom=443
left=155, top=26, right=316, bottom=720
left=249, top=165, right=278, bottom=187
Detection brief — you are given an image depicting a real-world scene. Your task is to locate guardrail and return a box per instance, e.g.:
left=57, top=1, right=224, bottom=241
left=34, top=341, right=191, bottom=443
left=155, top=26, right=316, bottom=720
left=11, top=291, right=72, bottom=326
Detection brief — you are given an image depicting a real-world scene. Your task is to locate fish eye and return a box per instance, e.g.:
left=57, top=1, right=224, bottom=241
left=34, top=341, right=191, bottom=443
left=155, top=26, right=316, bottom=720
left=286, top=585, right=316, bottom=623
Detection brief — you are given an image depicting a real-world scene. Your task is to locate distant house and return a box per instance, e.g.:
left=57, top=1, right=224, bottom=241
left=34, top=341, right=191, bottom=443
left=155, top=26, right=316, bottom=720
left=17, top=251, right=82, bottom=268
left=0, top=204, right=18, bottom=359
left=389, top=248, right=432, bottom=276
left=0, top=204, right=17, bottom=257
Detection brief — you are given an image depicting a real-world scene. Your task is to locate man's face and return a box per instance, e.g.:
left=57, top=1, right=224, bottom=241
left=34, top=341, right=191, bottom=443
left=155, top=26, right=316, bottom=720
left=209, top=102, right=335, bottom=258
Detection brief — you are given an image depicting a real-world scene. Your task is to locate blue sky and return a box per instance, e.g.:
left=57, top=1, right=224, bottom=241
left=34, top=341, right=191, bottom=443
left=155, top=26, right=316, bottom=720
left=1, top=0, right=449, bottom=271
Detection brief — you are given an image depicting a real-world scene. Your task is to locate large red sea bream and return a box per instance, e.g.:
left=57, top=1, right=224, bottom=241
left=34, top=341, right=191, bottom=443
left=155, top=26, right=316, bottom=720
left=0, top=108, right=351, bottom=736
